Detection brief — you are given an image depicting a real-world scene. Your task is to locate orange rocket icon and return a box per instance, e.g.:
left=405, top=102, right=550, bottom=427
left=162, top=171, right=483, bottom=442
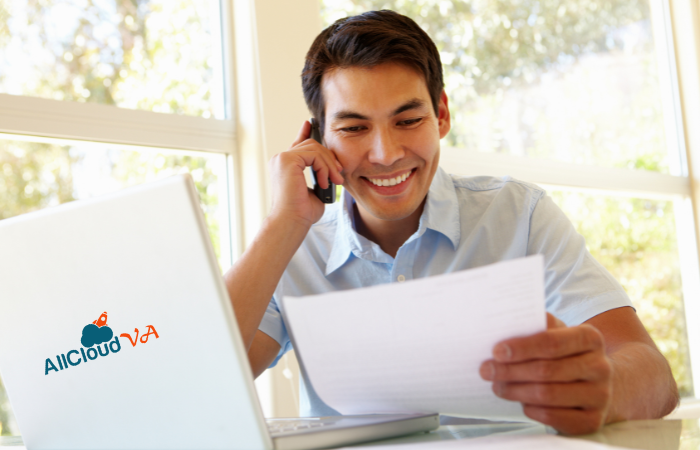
left=92, top=312, right=108, bottom=328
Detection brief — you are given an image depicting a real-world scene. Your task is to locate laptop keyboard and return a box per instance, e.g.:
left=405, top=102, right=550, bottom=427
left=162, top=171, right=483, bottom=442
left=266, top=418, right=334, bottom=434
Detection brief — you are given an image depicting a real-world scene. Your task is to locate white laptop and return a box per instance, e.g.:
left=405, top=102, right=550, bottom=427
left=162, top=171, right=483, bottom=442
left=0, top=175, right=438, bottom=450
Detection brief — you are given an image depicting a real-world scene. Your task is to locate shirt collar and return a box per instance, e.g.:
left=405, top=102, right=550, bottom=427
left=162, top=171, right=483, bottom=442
left=416, top=166, right=461, bottom=250
left=324, top=166, right=461, bottom=276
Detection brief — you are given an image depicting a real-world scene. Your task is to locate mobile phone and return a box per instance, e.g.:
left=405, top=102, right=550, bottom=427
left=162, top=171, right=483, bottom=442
left=310, top=118, right=335, bottom=204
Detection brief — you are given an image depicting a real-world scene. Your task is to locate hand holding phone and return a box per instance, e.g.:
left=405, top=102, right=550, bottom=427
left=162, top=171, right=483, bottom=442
left=309, top=118, right=336, bottom=204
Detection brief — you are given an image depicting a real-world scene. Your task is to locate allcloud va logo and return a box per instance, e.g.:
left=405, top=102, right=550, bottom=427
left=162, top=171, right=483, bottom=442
left=44, top=312, right=160, bottom=375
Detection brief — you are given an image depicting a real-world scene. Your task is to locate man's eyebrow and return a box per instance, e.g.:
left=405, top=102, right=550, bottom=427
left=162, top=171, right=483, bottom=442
left=392, top=99, right=426, bottom=116
left=330, top=99, right=427, bottom=123
left=331, top=111, right=370, bottom=121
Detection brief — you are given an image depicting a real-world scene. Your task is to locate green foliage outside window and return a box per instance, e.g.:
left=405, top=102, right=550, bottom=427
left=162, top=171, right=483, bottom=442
left=321, top=0, right=669, bottom=172
left=0, top=140, right=223, bottom=256
left=552, top=191, right=692, bottom=397
left=0, top=0, right=220, bottom=116
left=0, top=378, right=10, bottom=436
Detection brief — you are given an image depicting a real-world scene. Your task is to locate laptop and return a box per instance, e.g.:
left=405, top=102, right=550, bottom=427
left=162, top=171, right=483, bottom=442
left=0, top=175, right=438, bottom=450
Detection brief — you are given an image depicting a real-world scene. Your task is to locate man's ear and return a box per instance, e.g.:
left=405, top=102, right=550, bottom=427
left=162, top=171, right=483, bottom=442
left=437, top=90, right=451, bottom=139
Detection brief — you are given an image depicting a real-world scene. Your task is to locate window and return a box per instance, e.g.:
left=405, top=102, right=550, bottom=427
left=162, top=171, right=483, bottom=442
left=321, top=0, right=699, bottom=400
left=0, top=0, right=224, bottom=117
left=0, top=137, right=228, bottom=260
left=0, top=0, right=241, bottom=435
left=550, top=189, right=692, bottom=395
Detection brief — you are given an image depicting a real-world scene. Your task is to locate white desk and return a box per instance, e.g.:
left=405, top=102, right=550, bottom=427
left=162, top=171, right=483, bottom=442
left=353, top=416, right=694, bottom=449
left=0, top=417, right=696, bottom=449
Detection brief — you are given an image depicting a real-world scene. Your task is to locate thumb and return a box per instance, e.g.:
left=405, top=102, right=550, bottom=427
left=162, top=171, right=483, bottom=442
left=547, top=312, right=566, bottom=329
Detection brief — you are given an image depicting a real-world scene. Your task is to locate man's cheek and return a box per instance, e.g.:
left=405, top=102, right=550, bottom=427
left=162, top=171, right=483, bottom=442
left=331, top=152, right=358, bottom=178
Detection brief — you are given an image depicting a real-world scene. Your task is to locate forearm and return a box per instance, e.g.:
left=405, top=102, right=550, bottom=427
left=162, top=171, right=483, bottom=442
left=606, top=342, right=679, bottom=423
left=223, top=213, right=310, bottom=351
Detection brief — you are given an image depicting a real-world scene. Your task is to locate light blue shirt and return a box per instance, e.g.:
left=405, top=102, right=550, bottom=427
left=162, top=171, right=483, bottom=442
left=259, top=167, right=632, bottom=416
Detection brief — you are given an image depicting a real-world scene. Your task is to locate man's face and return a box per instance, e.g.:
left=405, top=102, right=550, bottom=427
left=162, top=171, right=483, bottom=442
left=322, top=62, right=451, bottom=224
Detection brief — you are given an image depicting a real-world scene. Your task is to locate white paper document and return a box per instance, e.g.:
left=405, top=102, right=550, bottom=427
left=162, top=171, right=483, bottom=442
left=281, top=255, right=546, bottom=421
left=340, top=434, right=632, bottom=450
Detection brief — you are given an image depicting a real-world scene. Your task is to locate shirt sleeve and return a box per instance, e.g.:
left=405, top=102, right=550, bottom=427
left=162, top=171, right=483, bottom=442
left=257, top=294, right=293, bottom=368
left=527, top=192, right=634, bottom=326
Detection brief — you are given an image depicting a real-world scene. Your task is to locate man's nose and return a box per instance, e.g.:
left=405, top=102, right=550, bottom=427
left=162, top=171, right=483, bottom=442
left=367, top=128, right=405, bottom=166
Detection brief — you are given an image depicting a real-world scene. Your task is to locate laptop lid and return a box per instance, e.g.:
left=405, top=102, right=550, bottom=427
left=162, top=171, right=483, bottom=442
left=0, top=175, right=273, bottom=450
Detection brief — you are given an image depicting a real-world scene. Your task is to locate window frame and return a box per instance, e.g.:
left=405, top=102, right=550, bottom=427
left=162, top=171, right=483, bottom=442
left=0, top=0, right=248, bottom=270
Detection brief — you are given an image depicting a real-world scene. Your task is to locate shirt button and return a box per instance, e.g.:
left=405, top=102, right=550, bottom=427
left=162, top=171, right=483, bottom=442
left=397, top=275, right=406, bottom=282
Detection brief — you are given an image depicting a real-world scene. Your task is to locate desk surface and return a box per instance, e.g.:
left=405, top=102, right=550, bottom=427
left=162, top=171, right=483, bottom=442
left=0, top=417, right=697, bottom=449
left=354, top=417, right=698, bottom=449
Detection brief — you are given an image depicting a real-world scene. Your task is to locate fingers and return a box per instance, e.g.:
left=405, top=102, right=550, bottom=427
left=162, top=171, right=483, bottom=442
left=547, top=312, right=566, bottom=329
left=492, top=380, right=612, bottom=409
left=480, top=351, right=611, bottom=383
left=305, top=150, right=342, bottom=188
left=480, top=320, right=612, bottom=435
left=268, top=121, right=343, bottom=225
left=493, top=324, right=605, bottom=363
left=312, top=148, right=344, bottom=187
left=277, top=150, right=343, bottom=188
left=522, top=405, right=607, bottom=435
left=291, top=120, right=312, bottom=147
left=286, top=121, right=344, bottom=188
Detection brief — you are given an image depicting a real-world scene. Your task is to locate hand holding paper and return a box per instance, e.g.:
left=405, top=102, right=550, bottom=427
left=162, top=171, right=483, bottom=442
left=281, top=255, right=546, bottom=421
left=480, top=312, right=614, bottom=433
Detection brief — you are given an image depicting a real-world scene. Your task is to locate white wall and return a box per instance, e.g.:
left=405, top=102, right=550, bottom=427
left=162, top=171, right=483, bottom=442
left=246, top=0, right=323, bottom=417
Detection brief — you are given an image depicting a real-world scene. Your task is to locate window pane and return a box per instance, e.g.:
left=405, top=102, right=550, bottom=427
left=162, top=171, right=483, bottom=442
left=0, top=0, right=224, bottom=118
left=0, top=138, right=227, bottom=260
left=321, top=0, right=676, bottom=173
left=0, top=136, right=228, bottom=435
left=549, top=189, right=693, bottom=397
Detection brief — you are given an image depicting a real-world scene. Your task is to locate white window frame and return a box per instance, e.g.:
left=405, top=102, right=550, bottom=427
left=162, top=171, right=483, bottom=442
left=0, top=5, right=242, bottom=268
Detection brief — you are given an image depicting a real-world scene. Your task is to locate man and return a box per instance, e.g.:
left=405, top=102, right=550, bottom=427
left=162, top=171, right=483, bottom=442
left=224, top=10, right=679, bottom=434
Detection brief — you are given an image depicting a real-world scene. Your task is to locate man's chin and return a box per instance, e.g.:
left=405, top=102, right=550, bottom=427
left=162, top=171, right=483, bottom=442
left=356, top=199, right=424, bottom=223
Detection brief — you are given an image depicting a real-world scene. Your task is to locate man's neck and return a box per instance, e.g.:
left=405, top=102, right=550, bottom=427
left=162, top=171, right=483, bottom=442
left=352, top=200, right=426, bottom=258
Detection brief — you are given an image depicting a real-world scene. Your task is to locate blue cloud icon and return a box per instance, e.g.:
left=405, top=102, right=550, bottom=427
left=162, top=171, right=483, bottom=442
left=81, top=324, right=113, bottom=348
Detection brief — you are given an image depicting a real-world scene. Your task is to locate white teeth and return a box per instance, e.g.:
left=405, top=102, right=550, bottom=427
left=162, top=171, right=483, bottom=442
left=369, top=172, right=411, bottom=187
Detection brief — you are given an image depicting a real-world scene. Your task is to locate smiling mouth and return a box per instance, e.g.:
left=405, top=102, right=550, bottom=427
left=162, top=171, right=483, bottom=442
left=366, top=170, right=413, bottom=187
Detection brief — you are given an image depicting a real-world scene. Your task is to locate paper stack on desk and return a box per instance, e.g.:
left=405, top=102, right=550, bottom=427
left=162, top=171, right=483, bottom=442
left=281, top=255, right=546, bottom=421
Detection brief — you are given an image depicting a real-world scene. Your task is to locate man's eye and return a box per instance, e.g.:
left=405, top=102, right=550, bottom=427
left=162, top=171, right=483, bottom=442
left=399, top=118, right=422, bottom=126
left=342, top=126, right=364, bottom=132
